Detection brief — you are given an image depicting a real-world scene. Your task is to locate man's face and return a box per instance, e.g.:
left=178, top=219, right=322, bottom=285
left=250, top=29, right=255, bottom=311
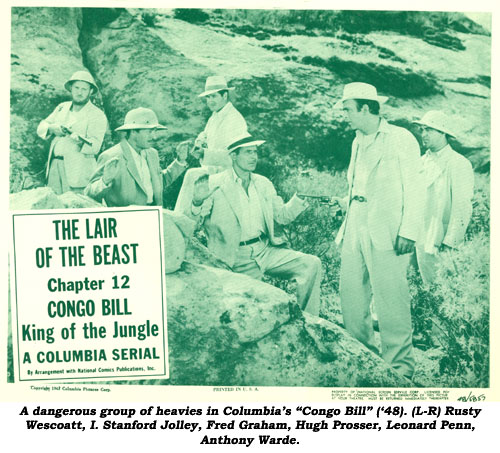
left=420, top=126, right=445, bottom=151
left=132, top=128, right=156, bottom=150
left=71, top=81, right=92, bottom=105
left=205, top=91, right=227, bottom=113
left=231, top=146, right=258, bottom=172
left=342, top=99, right=366, bottom=131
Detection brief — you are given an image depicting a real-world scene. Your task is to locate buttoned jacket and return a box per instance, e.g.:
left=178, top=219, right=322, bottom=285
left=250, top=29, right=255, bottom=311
left=336, top=119, right=424, bottom=251
left=84, top=139, right=185, bottom=207
left=37, top=101, right=108, bottom=187
left=202, top=102, right=248, bottom=168
left=182, top=169, right=306, bottom=267
left=419, top=145, right=474, bottom=250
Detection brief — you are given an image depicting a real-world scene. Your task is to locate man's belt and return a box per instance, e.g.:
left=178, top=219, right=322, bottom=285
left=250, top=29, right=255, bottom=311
left=52, top=156, right=64, bottom=160
left=239, top=233, right=267, bottom=247
left=351, top=195, right=367, bottom=203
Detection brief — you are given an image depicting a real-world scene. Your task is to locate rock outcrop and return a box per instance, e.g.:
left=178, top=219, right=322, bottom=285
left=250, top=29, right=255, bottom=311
left=164, top=263, right=408, bottom=387
left=10, top=7, right=491, bottom=196
left=8, top=188, right=410, bottom=387
left=10, top=8, right=86, bottom=191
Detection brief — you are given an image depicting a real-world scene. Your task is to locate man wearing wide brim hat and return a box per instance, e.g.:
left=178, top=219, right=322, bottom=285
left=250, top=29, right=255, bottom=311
left=174, top=75, right=248, bottom=212
left=333, top=81, right=388, bottom=109
left=334, top=82, right=425, bottom=380
left=85, top=107, right=187, bottom=207
left=412, top=110, right=474, bottom=284
left=37, top=70, right=108, bottom=194
left=180, top=133, right=323, bottom=317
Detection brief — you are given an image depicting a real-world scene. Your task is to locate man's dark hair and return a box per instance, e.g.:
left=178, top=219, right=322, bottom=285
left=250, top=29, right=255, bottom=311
left=218, top=89, right=229, bottom=99
left=353, top=99, right=380, bottom=115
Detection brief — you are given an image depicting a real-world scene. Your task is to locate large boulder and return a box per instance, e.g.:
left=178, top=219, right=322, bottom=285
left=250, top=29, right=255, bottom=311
left=161, top=262, right=409, bottom=387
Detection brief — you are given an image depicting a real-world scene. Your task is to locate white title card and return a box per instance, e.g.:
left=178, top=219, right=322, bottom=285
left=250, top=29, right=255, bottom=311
left=10, top=207, right=168, bottom=382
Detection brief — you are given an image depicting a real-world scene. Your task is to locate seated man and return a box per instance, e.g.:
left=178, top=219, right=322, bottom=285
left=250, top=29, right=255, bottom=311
left=84, top=107, right=187, bottom=206
left=413, top=110, right=474, bottom=284
left=37, top=70, right=108, bottom=194
left=179, top=134, right=322, bottom=316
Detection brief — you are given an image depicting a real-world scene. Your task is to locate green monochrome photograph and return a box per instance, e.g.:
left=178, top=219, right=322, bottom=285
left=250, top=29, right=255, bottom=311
left=8, top=5, right=491, bottom=392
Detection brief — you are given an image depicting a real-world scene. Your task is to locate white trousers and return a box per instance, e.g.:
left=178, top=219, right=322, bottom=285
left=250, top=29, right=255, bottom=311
left=233, top=239, right=322, bottom=317
left=339, top=202, right=415, bottom=378
left=47, top=159, right=84, bottom=195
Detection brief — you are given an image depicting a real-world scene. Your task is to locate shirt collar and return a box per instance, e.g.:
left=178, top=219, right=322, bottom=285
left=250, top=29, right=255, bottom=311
left=126, top=141, right=143, bottom=160
left=425, top=144, right=452, bottom=159
left=231, top=167, right=252, bottom=185
left=214, top=101, right=232, bottom=118
left=355, top=118, right=390, bottom=139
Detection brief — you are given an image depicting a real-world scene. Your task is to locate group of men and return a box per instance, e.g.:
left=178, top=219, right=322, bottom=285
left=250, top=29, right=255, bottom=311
left=38, top=71, right=474, bottom=380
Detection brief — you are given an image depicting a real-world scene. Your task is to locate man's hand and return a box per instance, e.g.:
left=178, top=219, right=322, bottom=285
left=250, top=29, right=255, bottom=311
left=395, top=235, right=415, bottom=256
left=175, top=141, right=190, bottom=165
left=439, top=243, right=453, bottom=253
left=102, top=157, right=120, bottom=185
left=48, top=124, right=67, bottom=137
left=191, top=132, right=207, bottom=160
left=192, top=173, right=217, bottom=207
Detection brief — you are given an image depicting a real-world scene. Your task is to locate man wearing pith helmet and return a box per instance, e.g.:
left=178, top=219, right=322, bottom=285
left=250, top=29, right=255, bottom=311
left=37, top=70, right=108, bottom=194
left=181, top=133, right=322, bottom=316
left=84, top=107, right=187, bottom=207
left=413, top=110, right=474, bottom=285
left=334, top=82, right=424, bottom=379
left=174, top=75, right=248, bottom=212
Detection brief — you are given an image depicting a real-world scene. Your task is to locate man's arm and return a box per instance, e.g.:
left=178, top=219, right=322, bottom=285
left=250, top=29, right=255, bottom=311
left=396, top=129, right=425, bottom=245
left=36, top=103, right=66, bottom=140
left=442, top=157, right=474, bottom=249
left=268, top=181, right=308, bottom=225
left=84, top=153, right=119, bottom=202
left=79, top=108, right=108, bottom=156
left=162, top=141, right=189, bottom=187
left=178, top=173, right=217, bottom=222
left=163, top=160, right=187, bottom=187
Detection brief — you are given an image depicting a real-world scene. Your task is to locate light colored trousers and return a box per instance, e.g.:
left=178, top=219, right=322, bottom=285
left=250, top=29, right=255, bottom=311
left=339, top=202, right=415, bottom=378
left=233, top=238, right=322, bottom=317
left=47, top=159, right=84, bottom=195
left=415, top=246, right=440, bottom=285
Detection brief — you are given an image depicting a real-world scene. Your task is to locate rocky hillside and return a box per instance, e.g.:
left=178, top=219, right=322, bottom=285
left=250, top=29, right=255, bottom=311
left=8, top=188, right=409, bottom=387
left=10, top=7, right=490, bottom=195
left=9, top=8, right=491, bottom=388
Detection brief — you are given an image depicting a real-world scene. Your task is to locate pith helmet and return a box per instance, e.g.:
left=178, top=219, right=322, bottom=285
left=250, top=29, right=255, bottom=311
left=115, top=108, right=167, bottom=131
left=413, top=110, right=456, bottom=137
left=64, top=70, right=98, bottom=93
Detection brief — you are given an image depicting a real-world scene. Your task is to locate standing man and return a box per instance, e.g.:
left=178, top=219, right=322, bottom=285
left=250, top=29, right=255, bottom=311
left=413, top=110, right=474, bottom=284
left=37, top=70, right=108, bottom=194
left=84, top=107, right=187, bottom=207
left=334, top=82, right=424, bottom=379
left=175, top=75, right=248, bottom=211
left=181, top=134, right=322, bottom=316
